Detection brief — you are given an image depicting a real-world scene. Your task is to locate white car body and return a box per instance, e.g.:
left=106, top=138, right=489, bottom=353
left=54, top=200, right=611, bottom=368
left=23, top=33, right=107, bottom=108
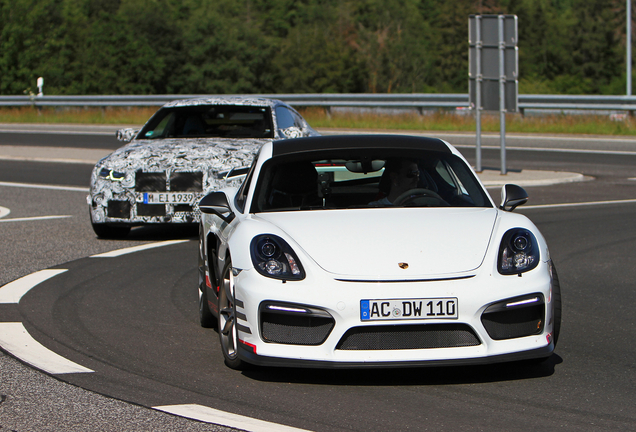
left=198, top=135, right=560, bottom=369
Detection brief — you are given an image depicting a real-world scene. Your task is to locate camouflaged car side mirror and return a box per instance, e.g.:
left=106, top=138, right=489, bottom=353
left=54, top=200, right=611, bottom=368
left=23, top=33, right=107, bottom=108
left=199, top=192, right=235, bottom=223
left=116, top=128, right=139, bottom=143
left=500, top=184, right=528, bottom=212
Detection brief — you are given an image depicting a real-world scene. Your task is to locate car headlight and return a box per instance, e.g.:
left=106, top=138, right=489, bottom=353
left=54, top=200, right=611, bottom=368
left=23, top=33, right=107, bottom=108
left=497, top=228, right=539, bottom=275
left=98, top=168, right=126, bottom=182
left=251, top=235, right=305, bottom=280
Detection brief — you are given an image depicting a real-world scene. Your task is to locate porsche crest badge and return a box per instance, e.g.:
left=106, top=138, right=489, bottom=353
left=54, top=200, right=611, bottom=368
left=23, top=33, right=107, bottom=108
left=398, top=262, right=409, bottom=269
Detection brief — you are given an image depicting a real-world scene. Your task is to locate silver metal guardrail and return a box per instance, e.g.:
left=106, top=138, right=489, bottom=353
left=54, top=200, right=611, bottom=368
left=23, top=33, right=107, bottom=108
left=2, top=93, right=636, bottom=112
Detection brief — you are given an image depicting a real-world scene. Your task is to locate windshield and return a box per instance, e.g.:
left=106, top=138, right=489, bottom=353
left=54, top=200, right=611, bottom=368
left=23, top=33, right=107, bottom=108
left=138, top=105, right=274, bottom=139
left=250, top=149, right=492, bottom=212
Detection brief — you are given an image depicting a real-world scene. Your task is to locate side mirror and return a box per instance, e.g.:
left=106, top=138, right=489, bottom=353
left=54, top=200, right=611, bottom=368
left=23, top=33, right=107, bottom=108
left=116, top=128, right=139, bottom=143
left=199, top=192, right=235, bottom=222
left=500, top=184, right=528, bottom=212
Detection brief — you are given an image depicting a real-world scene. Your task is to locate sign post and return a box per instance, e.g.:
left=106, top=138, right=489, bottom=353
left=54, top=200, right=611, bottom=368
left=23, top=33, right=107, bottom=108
left=469, top=15, right=518, bottom=174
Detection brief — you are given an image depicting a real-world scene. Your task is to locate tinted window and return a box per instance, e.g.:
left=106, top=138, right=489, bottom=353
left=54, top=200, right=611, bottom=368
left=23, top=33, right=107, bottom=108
left=275, top=106, right=304, bottom=130
left=139, top=105, right=274, bottom=139
left=250, top=150, right=491, bottom=212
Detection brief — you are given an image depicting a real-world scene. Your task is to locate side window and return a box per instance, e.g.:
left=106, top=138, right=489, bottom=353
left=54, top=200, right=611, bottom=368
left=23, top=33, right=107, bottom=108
left=290, top=109, right=305, bottom=128
left=142, top=111, right=175, bottom=138
left=275, top=106, right=295, bottom=130
left=234, top=167, right=254, bottom=213
left=435, top=160, right=468, bottom=195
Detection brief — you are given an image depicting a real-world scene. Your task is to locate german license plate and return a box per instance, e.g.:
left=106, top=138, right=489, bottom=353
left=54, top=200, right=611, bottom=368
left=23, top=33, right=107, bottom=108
left=360, top=298, right=458, bottom=321
left=138, top=192, right=196, bottom=204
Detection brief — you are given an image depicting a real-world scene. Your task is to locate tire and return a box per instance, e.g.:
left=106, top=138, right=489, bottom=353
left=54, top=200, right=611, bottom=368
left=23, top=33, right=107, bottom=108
left=199, top=287, right=216, bottom=328
left=91, top=222, right=130, bottom=239
left=198, top=225, right=216, bottom=328
left=523, top=262, right=562, bottom=366
left=218, top=260, right=246, bottom=370
left=551, top=262, right=562, bottom=348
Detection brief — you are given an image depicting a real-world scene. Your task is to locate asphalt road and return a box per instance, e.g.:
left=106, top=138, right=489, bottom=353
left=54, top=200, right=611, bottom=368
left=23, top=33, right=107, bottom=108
left=1, top=127, right=636, bottom=431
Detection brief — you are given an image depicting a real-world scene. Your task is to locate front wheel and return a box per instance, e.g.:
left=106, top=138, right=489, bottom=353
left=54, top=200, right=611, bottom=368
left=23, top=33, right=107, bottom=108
left=199, top=288, right=215, bottom=328
left=218, top=260, right=245, bottom=370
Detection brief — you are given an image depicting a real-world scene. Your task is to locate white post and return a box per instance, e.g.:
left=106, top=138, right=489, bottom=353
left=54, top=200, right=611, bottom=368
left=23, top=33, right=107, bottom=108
left=37, top=77, right=44, bottom=97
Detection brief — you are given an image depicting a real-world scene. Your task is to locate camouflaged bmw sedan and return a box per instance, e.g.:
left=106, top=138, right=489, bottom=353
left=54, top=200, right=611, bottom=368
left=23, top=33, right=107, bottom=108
left=87, top=97, right=318, bottom=238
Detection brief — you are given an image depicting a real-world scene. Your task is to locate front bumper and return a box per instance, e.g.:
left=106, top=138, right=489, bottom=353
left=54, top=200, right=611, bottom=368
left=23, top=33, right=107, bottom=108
left=88, top=190, right=204, bottom=225
left=231, top=263, right=556, bottom=368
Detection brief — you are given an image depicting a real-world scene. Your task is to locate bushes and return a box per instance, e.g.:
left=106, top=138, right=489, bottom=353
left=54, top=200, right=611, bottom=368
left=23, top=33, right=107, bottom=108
left=0, top=0, right=630, bottom=96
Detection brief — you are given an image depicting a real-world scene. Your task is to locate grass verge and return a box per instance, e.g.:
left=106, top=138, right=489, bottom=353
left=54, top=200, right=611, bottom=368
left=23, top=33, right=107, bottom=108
left=2, top=106, right=636, bottom=136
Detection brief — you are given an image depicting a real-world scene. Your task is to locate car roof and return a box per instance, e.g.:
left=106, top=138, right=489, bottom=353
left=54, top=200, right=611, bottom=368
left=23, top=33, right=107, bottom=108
left=162, top=97, right=284, bottom=109
left=270, top=134, right=453, bottom=157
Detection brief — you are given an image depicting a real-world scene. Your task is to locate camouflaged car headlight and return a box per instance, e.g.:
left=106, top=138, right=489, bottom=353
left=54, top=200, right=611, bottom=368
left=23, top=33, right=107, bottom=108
left=251, top=235, right=305, bottom=280
left=498, top=228, right=539, bottom=275
left=98, top=168, right=126, bottom=182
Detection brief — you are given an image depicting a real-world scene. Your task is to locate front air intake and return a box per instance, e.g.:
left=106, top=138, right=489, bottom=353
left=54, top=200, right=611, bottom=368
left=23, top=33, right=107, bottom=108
left=260, top=302, right=334, bottom=345
left=336, top=323, right=481, bottom=350
left=481, top=294, right=545, bottom=340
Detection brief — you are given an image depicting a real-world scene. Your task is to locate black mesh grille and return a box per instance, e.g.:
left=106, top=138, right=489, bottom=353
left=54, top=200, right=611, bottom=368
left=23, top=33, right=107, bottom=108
left=174, top=204, right=193, bottom=213
left=107, top=200, right=131, bottom=218
left=170, top=172, right=203, bottom=191
left=135, top=172, right=166, bottom=192
left=481, top=304, right=544, bottom=340
left=336, top=323, right=481, bottom=350
left=261, top=312, right=334, bottom=345
left=137, top=203, right=166, bottom=217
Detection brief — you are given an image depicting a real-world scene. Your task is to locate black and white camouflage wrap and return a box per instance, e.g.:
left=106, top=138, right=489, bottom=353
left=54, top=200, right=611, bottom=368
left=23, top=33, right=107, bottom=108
left=87, top=97, right=318, bottom=227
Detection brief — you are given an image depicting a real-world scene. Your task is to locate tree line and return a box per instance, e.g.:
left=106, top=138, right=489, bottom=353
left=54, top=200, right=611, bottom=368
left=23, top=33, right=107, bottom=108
left=0, top=0, right=631, bottom=96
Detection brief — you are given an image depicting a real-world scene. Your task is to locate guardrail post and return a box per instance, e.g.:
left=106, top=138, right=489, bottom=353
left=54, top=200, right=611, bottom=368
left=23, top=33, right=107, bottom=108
left=475, top=16, right=483, bottom=173
left=498, top=15, right=507, bottom=175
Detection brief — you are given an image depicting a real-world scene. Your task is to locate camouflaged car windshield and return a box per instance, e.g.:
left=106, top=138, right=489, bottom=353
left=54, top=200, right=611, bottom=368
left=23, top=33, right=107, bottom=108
left=251, top=150, right=492, bottom=212
left=138, top=105, right=274, bottom=139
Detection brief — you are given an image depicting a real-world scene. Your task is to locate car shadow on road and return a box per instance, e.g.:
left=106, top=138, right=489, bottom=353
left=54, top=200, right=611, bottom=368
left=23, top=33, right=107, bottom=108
left=243, top=354, right=563, bottom=386
left=96, top=224, right=200, bottom=241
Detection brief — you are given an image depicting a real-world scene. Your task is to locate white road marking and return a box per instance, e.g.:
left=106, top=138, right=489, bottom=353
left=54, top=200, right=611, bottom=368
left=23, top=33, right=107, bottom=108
left=0, top=154, right=100, bottom=164
left=0, top=205, right=10, bottom=218
left=0, top=181, right=89, bottom=192
left=153, top=404, right=312, bottom=432
left=0, top=269, right=68, bottom=304
left=523, top=198, right=636, bottom=209
left=0, top=215, right=72, bottom=223
left=90, top=240, right=190, bottom=258
left=0, top=323, right=93, bottom=374
left=0, top=128, right=115, bottom=135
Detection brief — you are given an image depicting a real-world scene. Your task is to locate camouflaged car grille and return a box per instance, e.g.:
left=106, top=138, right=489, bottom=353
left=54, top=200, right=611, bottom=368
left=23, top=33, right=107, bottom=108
left=336, top=324, right=481, bottom=350
left=137, top=203, right=166, bottom=217
left=135, top=172, right=166, bottom=192
left=481, top=304, right=545, bottom=340
left=261, top=312, right=335, bottom=345
left=170, top=172, right=203, bottom=191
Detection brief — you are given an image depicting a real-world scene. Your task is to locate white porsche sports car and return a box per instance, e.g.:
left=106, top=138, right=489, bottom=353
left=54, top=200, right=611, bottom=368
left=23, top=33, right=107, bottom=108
left=87, top=97, right=318, bottom=238
left=198, top=134, right=561, bottom=369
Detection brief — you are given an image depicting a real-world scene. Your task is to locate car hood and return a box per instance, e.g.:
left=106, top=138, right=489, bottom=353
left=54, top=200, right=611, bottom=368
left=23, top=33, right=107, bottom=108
left=99, top=138, right=270, bottom=172
left=254, top=208, right=498, bottom=279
